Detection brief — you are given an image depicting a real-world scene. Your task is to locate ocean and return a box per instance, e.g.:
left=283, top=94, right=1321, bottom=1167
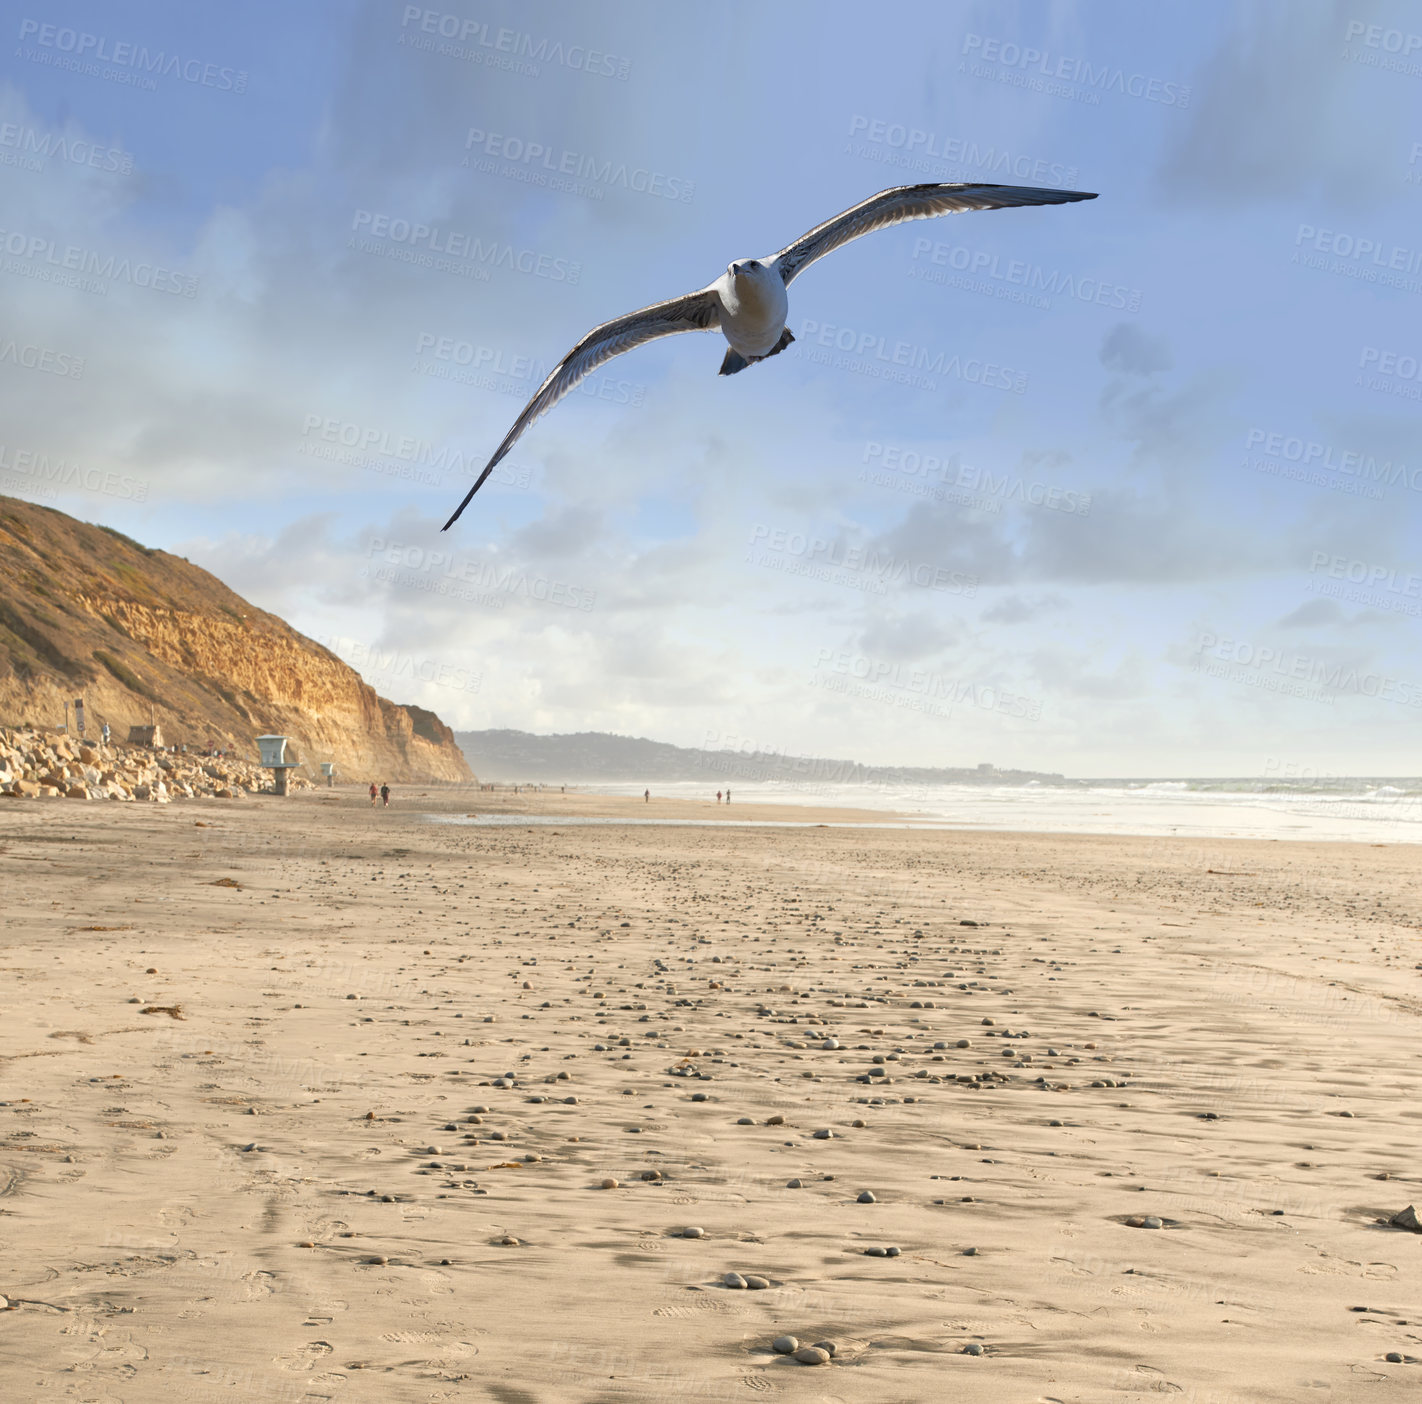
left=533, top=777, right=1422, bottom=844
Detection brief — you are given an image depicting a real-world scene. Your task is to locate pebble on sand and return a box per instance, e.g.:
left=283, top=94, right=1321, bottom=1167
left=962, top=1342, right=985, bottom=1356
left=793, top=1345, right=830, bottom=1365
left=786, top=1178, right=804, bottom=1188
left=772, top=1335, right=798, bottom=1354
left=812, top=1128, right=834, bottom=1139
left=857, top=1190, right=877, bottom=1203
left=723, top=1272, right=748, bottom=1289
left=1389, top=1205, right=1422, bottom=1232
left=600, top=1177, right=619, bottom=1189
left=743, top=1274, right=770, bottom=1289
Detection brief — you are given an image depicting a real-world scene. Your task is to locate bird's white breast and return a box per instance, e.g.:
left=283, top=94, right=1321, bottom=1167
left=718, top=264, right=788, bottom=356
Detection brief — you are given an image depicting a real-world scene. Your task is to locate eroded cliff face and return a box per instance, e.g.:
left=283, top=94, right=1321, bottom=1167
left=0, top=496, right=474, bottom=784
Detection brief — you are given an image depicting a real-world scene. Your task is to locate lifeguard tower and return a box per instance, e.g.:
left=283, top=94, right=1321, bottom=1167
left=256, top=734, right=301, bottom=796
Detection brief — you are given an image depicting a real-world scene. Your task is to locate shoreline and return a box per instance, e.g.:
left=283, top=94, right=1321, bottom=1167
left=351, top=781, right=1422, bottom=847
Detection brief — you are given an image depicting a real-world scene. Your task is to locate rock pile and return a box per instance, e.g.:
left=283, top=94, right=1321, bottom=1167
left=0, top=727, right=313, bottom=802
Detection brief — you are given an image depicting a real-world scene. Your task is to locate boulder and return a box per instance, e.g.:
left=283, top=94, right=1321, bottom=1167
left=65, top=785, right=89, bottom=800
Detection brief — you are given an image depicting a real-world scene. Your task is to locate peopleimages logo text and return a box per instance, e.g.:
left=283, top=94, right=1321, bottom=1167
left=861, top=442, right=1091, bottom=515
left=812, top=649, right=1043, bottom=721
left=16, top=19, right=248, bottom=91
left=0, top=122, right=133, bottom=174
left=749, top=524, right=977, bottom=595
left=845, top=116, right=1077, bottom=186
left=1245, top=428, right=1419, bottom=492
left=413, top=333, right=645, bottom=406
left=0, top=336, right=84, bottom=377
left=0, top=226, right=198, bottom=297
left=301, top=414, right=486, bottom=477
left=960, top=34, right=1189, bottom=106
left=464, top=129, right=694, bottom=202
left=909, top=237, right=1140, bottom=312
left=1295, top=224, right=1422, bottom=274
left=795, top=319, right=1027, bottom=394
left=1194, top=633, right=1422, bottom=708
left=350, top=210, right=579, bottom=283
left=368, top=539, right=597, bottom=613
left=399, top=7, right=631, bottom=79
left=316, top=634, right=481, bottom=695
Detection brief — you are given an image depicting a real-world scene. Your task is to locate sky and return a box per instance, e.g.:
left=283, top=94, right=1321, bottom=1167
left=1, top=0, right=1419, bottom=776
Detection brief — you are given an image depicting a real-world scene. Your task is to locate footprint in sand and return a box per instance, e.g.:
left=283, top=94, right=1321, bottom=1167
left=241, top=1269, right=277, bottom=1298
left=275, top=1340, right=334, bottom=1372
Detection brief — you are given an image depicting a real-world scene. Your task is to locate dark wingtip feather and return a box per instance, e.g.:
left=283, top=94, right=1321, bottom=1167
left=441, top=460, right=499, bottom=531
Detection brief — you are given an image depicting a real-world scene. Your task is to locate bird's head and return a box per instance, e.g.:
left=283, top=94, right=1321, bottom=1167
left=728, top=260, right=755, bottom=280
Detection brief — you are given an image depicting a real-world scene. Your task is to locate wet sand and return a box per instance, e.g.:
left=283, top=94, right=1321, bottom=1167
left=2, top=784, right=1420, bottom=1402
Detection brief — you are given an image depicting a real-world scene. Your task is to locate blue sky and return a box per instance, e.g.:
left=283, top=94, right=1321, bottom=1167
left=2, top=0, right=1419, bottom=774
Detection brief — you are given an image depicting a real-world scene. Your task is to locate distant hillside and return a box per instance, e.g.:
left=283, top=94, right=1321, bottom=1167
left=456, top=728, right=1064, bottom=786
left=0, top=495, right=473, bottom=784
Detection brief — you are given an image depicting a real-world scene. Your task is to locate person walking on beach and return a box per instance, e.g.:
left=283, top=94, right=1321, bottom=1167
left=716, top=790, right=722, bottom=803
left=644, top=789, right=650, bottom=803
left=725, top=788, right=731, bottom=803
left=369, top=782, right=378, bottom=807
left=380, top=783, right=390, bottom=808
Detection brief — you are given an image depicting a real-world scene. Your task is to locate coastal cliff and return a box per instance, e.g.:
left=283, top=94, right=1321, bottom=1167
left=0, top=496, right=473, bottom=784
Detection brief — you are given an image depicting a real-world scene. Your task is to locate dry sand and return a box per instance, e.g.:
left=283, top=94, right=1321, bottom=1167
left=2, top=785, right=1420, bottom=1402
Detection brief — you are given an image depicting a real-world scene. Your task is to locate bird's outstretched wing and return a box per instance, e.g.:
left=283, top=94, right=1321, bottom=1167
left=773, top=182, right=1098, bottom=287
left=442, top=288, right=721, bottom=528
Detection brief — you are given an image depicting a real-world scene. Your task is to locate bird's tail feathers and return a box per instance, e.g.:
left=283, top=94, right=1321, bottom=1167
left=719, top=329, right=794, bottom=377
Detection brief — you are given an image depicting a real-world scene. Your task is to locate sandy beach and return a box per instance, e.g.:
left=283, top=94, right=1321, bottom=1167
left=2, top=786, right=1421, bottom=1402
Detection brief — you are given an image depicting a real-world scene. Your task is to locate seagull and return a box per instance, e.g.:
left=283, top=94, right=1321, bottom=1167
left=441, top=181, right=1097, bottom=528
